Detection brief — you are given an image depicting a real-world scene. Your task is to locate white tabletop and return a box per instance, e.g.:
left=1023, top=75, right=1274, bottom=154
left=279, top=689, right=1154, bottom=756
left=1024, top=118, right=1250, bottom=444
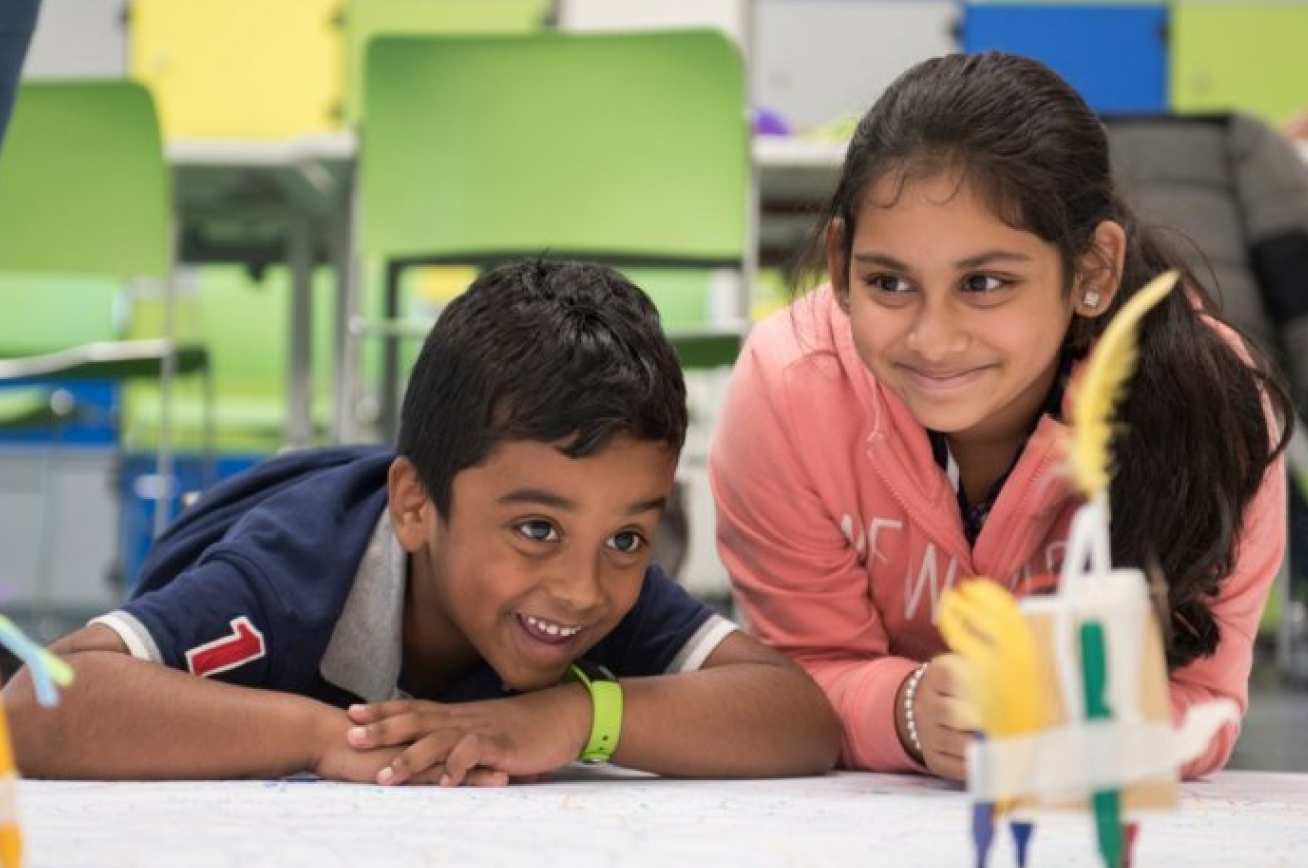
left=166, top=132, right=358, bottom=169
left=15, top=769, right=1307, bottom=867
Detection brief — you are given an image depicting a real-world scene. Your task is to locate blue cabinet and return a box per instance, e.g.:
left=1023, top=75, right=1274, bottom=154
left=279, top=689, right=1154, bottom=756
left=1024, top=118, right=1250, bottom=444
left=962, top=3, right=1168, bottom=114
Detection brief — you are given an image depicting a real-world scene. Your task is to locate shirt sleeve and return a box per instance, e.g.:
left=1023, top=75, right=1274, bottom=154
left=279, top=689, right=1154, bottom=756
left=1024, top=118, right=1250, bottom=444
left=587, top=563, right=736, bottom=678
left=1170, top=454, right=1287, bottom=779
left=89, top=553, right=281, bottom=689
left=708, top=332, right=924, bottom=773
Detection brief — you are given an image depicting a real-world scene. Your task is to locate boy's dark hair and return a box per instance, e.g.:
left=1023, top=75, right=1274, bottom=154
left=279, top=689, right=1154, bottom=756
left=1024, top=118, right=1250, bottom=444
left=397, top=259, right=687, bottom=517
left=803, top=51, right=1293, bottom=669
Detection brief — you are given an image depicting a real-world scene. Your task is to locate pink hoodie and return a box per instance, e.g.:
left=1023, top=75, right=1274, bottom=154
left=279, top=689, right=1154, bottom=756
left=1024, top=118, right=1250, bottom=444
left=709, top=286, right=1285, bottom=779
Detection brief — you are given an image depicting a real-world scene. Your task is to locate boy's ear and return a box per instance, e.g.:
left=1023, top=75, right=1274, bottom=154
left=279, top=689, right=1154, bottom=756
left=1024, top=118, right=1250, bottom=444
left=387, top=457, right=435, bottom=553
left=1074, top=219, right=1128, bottom=319
left=826, top=218, right=851, bottom=310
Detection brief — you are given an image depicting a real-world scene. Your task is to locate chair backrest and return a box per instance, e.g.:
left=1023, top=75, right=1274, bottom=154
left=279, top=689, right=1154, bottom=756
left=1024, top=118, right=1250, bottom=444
left=1171, top=1, right=1308, bottom=127
left=342, top=0, right=548, bottom=124
left=0, top=81, right=169, bottom=279
left=359, top=30, right=747, bottom=267
left=1104, top=112, right=1308, bottom=413
left=129, top=0, right=341, bottom=139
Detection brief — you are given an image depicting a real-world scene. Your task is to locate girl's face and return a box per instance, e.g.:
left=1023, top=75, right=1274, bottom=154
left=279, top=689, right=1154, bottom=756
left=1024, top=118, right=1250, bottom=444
left=830, top=171, right=1094, bottom=446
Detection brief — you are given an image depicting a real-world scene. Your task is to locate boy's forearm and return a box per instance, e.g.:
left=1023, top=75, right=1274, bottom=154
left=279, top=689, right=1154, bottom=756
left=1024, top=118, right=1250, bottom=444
left=612, top=661, right=841, bottom=777
left=4, top=651, right=333, bottom=780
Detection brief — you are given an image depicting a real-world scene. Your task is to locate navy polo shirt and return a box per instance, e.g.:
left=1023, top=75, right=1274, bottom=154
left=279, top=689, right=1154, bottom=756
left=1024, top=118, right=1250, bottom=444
left=91, top=447, right=736, bottom=705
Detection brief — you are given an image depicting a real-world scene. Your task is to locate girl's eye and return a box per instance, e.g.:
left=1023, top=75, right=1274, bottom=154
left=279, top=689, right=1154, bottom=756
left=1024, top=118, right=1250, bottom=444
left=606, top=531, right=646, bottom=555
left=962, top=274, right=1007, bottom=293
left=867, top=274, right=912, bottom=294
left=515, top=520, right=559, bottom=543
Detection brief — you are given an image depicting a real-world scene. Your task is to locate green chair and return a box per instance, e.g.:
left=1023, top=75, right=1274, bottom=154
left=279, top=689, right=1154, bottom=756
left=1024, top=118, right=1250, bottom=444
left=349, top=30, right=750, bottom=437
left=0, top=81, right=203, bottom=538
left=341, top=0, right=550, bottom=125
left=123, top=263, right=348, bottom=456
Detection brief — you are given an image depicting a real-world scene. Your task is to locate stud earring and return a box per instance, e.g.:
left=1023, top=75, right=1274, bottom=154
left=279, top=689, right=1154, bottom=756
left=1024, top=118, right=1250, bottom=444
left=1082, top=290, right=1101, bottom=310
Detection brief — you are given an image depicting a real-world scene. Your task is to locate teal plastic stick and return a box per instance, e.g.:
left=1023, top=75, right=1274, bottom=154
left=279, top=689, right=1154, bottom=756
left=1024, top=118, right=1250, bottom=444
left=1080, top=621, right=1123, bottom=868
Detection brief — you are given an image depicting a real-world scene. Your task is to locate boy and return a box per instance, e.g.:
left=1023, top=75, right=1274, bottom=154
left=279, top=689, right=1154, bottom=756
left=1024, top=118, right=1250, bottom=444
left=5, top=260, right=840, bottom=785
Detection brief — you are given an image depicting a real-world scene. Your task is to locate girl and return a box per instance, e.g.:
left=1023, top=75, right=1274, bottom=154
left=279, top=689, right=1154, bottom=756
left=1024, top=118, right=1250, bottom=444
left=709, top=53, right=1292, bottom=780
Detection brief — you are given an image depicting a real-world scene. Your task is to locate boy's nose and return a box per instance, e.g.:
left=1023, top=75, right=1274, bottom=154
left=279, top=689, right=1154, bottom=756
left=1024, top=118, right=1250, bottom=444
left=546, top=550, right=605, bottom=617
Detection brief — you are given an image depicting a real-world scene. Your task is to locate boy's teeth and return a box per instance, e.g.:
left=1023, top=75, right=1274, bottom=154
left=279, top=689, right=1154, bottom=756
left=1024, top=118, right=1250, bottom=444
left=524, top=614, right=580, bottom=637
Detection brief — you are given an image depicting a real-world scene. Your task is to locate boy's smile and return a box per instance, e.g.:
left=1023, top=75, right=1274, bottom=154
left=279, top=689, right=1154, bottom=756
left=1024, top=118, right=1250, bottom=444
left=389, top=436, right=677, bottom=693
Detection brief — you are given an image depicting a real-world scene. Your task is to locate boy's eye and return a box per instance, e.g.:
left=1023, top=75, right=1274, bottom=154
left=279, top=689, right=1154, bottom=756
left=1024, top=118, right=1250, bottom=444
left=961, top=273, right=1007, bottom=293
left=606, top=531, right=646, bottom=555
left=515, top=520, right=559, bottom=543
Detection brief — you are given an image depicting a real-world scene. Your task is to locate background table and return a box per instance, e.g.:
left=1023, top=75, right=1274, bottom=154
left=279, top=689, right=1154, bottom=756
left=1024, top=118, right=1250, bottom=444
left=16, top=769, right=1307, bottom=867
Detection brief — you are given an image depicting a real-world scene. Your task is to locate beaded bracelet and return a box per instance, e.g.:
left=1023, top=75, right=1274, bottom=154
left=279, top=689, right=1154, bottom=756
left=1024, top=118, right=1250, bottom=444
left=902, top=662, right=929, bottom=760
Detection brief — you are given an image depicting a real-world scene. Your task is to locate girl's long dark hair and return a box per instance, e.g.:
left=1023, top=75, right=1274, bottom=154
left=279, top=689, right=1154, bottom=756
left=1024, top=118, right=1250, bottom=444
left=803, top=52, right=1292, bottom=668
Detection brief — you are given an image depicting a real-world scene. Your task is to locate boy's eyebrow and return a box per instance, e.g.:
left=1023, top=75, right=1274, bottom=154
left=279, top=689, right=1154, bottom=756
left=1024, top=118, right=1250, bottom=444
left=497, top=489, right=667, bottom=516
left=499, top=488, right=577, bottom=510
left=625, top=496, right=667, bottom=516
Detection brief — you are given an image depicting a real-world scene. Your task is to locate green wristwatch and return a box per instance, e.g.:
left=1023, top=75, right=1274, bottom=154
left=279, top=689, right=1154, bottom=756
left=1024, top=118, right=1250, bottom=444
left=566, top=661, right=623, bottom=764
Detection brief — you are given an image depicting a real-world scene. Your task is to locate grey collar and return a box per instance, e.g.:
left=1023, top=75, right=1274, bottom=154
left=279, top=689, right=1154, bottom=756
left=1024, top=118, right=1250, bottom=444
left=319, top=509, right=407, bottom=702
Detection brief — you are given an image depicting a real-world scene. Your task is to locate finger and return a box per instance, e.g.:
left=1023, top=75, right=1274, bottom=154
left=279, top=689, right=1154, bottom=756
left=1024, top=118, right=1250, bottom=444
left=399, top=765, right=448, bottom=786
left=378, top=732, right=462, bottom=786
left=441, top=734, right=483, bottom=787
left=927, top=749, right=967, bottom=782
left=936, top=694, right=982, bottom=733
left=403, top=765, right=511, bottom=788
left=350, top=711, right=436, bottom=749
left=347, top=701, right=416, bottom=724
left=466, top=768, right=510, bottom=787
left=927, top=721, right=972, bottom=762
left=443, top=733, right=511, bottom=787
left=929, top=655, right=972, bottom=699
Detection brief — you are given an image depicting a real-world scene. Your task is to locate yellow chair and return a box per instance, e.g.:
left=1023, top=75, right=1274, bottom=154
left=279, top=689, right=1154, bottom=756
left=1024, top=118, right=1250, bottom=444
left=129, top=0, right=343, bottom=139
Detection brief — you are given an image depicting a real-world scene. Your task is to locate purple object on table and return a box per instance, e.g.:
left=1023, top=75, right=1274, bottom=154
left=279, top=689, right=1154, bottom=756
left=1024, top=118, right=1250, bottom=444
left=752, top=106, right=790, bottom=137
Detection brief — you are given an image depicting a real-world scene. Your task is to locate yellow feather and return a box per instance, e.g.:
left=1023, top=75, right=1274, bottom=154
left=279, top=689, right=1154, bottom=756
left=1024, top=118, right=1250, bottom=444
left=1067, top=270, right=1179, bottom=498
left=938, top=579, right=1050, bottom=736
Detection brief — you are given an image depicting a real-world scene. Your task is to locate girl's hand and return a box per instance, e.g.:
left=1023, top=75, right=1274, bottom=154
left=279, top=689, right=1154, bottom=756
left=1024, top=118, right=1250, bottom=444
left=344, top=684, right=592, bottom=786
left=894, top=654, right=980, bottom=781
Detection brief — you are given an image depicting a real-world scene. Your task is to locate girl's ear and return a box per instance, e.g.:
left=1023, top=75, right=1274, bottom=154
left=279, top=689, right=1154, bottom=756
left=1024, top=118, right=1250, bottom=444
left=1074, top=219, right=1128, bottom=319
left=387, top=456, right=436, bottom=553
left=826, top=218, right=851, bottom=310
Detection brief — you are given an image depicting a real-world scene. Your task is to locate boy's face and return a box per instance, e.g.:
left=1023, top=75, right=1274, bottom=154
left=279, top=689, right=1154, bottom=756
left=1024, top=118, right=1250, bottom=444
left=391, top=436, right=677, bottom=692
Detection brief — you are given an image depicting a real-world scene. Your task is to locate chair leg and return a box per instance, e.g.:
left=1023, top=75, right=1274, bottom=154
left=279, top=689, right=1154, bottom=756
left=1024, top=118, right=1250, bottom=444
left=332, top=184, right=361, bottom=444
left=201, top=361, right=216, bottom=490
left=32, top=390, right=80, bottom=639
left=153, top=275, right=178, bottom=539
left=380, top=259, right=403, bottom=444
left=33, top=412, right=63, bottom=636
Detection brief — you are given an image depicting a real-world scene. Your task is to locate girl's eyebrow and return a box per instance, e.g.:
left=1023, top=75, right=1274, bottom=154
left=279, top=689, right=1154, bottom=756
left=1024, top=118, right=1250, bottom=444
left=952, top=250, right=1032, bottom=268
left=851, top=252, right=913, bottom=271
left=851, top=250, right=1032, bottom=271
